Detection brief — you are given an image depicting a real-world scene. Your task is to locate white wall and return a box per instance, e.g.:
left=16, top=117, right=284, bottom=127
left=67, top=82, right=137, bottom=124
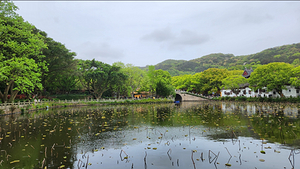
left=221, top=86, right=300, bottom=98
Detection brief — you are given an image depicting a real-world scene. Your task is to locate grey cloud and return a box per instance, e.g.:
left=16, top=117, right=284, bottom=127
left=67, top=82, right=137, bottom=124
left=141, top=27, right=174, bottom=42
left=142, top=28, right=210, bottom=48
left=172, top=30, right=210, bottom=46
left=78, top=42, right=124, bottom=63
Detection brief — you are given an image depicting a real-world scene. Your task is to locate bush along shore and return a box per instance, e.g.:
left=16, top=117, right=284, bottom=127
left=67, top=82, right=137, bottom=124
left=0, top=98, right=174, bottom=116
left=212, top=96, right=300, bottom=103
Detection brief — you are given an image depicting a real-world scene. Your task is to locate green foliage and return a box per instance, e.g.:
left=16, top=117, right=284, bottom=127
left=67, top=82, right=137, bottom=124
left=79, top=59, right=127, bottom=99
left=156, top=80, right=175, bottom=98
left=249, top=62, right=293, bottom=96
left=39, top=32, right=77, bottom=95
left=114, top=62, right=144, bottom=98
left=171, top=74, right=192, bottom=91
left=0, top=1, right=47, bottom=103
left=222, top=75, right=249, bottom=95
left=289, top=66, right=300, bottom=87
left=198, top=68, right=229, bottom=94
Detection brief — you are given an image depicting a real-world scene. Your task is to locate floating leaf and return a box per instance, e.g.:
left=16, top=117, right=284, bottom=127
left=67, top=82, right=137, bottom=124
left=59, top=165, right=65, bottom=168
left=259, top=159, right=265, bottom=162
left=10, top=160, right=20, bottom=164
left=225, top=163, right=231, bottom=166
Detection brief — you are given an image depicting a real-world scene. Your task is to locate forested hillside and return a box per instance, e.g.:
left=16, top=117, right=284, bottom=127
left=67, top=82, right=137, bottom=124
left=141, top=43, right=300, bottom=76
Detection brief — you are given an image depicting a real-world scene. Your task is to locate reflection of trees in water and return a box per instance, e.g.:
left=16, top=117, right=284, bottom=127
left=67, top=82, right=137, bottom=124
left=2, top=102, right=300, bottom=168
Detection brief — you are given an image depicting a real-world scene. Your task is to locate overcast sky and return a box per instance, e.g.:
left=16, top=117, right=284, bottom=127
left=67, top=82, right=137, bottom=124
left=13, top=1, right=300, bottom=67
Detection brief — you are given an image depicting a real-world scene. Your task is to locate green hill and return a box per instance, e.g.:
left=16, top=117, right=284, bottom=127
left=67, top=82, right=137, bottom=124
left=140, top=43, right=300, bottom=76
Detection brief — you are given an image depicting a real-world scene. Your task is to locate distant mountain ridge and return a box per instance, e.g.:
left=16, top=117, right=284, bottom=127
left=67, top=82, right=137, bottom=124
left=140, top=43, right=300, bottom=76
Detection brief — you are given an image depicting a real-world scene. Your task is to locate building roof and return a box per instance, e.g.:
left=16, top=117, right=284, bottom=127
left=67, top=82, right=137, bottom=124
left=242, top=67, right=253, bottom=78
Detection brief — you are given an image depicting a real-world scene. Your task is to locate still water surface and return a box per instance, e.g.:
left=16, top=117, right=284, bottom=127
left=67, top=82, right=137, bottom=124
left=0, top=101, right=300, bottom=169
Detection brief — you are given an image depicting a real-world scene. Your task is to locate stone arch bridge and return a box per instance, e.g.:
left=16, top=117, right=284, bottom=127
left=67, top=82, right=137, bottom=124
left=175, top=91, right=207, bottom=102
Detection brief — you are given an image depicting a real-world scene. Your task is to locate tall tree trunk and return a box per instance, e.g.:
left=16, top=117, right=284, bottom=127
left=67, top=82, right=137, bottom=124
left=8, top=90, right=19, bottom=103
left=0, top=80, right=14, bottom=103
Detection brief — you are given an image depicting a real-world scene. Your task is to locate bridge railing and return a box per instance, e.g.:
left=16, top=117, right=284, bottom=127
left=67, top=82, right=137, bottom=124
left=176, top=91, right=214, bottom=100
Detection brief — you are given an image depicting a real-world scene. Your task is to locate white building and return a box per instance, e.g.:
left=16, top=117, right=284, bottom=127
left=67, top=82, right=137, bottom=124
left=220, top=68, right=300, bottom=98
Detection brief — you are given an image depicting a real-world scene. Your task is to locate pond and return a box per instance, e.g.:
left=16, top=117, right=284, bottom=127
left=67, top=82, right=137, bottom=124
left=0, top=101, right=300, bottom=169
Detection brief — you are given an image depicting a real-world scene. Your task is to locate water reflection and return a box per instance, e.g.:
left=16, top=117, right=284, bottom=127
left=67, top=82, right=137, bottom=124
left=0, top=102, right=300, bottom=169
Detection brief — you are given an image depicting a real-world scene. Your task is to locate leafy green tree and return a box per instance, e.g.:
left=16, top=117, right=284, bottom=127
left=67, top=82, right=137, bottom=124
left=37, top=31, right=77, bottom=95
left=156, top=80, right=174, bottom=98
left=198, top=68, right=229, bottom=95
left=114, top=62, right=144, bottom=98
left=110, top=69, right=129, bottom=99
left=0, top=1, right=47, bottom=103
left=289, top=66, right=300, bottom=88
left=171, top=74, right=192, bottom=91
left=55, top=69, right=79, bottom=95
left=249, top=62, right=293, bottom=97
left=222, top=75, right=249, bottom=95
left=79, top=59, right=126, bottom=99
left=189, top=72, right=203, bottom=93
left=147, top=65, right=156, bottom=96
left=139, top=70, right=151, bottom=94
left=154, top=69, right=174, bottom=97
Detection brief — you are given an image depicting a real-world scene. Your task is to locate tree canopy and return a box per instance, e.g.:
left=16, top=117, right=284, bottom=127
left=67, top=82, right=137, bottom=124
left=222, top=75, right=249, bottom=95
left=0, top=1, right=47, bottom=102
left=249, top=62, right=294, bottom=96
left=79, top=59, right=127, bottom=99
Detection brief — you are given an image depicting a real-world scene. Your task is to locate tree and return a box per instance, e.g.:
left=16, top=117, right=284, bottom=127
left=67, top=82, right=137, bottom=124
left=156, top=80, right=174, bottom=98
left=154, top=69, right=174, bottom=97
left=249, top=62, right=293, bottom=97
left=37, top=31, right=77, bottom=95
left=114, top=62, right=144, bottom=98
left=289, top=66, right=300, bottom=88
left=189, top=72, right=203, bottom=93
left=171, top=74, right=192, bottom=91
left=79, top=59, right=126, bottom=99
left=198, top=68, right=229, bottom=95
left=222, top=75, right=249, bottom=95
left=0, top=1, right=47, bottom=103
left=147, top=65, right=156, bottom=96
